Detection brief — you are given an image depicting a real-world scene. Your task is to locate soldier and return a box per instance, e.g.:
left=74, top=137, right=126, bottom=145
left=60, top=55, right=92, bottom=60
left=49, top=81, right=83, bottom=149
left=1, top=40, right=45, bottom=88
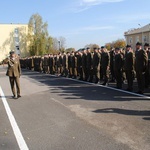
left=77, top=51, right=83, bottom=80
left=6, top=51, right=21, bottom=99
left=57, top=53, right=63, bottom=76
left=120, top=48, right=126, bottom=83
left=49, top=54, right=55, bottom=74
left=109, top=47, right=115, bottom=82
left=71, top=51, right=77, bottom=79
left=86, top=47, right=93, bottom=82
left=62, top=52, right=68, bottom=77
left=67, top=52, right=72, bottom=78
left=124, top=45, right=135, bottom=91
left=82, top=48, right=87, bottom=81
left=43, top=54, right=49, bottom=74
left=53, top=54, right=58, bottom=74
left=135, top=42, right=148, bottom=94
left=144, top=43, right=149, bottom=88
left=113, top=48, right=124, bottom=89
left=148, top=47, right=150, bottom=84
left=92, top=47, right=101, bottom=83
left=100, top=46, right=110, bottom=86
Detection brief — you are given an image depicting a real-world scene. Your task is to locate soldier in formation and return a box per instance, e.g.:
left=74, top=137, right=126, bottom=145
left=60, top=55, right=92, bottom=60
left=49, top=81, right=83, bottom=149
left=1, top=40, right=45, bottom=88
left=20, top=42, right=149, bottom=94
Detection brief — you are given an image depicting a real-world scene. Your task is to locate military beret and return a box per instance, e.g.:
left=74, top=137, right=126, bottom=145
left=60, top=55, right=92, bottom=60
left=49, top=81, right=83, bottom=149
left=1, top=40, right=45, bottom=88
left=126, top=45, right=131, bottom=48
left=86, top=47, right=90, bottom=50
left=9, top=51, right=15, bottom=55
left=144, top=43, right=149, bottom=47
left=101, top=46, right=105, bottom=49
left=136, top=42, right=142, bottom=46
left=115, top=47, right=120, bottom=51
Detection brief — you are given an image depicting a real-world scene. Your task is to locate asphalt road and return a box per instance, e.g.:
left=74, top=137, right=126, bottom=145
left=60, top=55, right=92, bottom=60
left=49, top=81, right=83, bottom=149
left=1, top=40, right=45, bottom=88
left=0, top=66, right=150, bottom=150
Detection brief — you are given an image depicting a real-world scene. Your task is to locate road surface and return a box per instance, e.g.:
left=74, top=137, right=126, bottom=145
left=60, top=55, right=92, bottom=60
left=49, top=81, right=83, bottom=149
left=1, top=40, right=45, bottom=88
left=0, top=66, right=150, bottom=150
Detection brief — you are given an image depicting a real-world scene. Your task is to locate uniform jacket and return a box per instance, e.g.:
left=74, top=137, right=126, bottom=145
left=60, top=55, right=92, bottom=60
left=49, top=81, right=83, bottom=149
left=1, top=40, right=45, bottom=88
left=101, top=52, right=110, bottom=69
left=86, top=52, right=93, bottom=68
left=135, top=49, right=148, bottom=72
left=6, top=57, right=21, bottom=77
left=93, top=52, right=100, bottom=68
left=124, top=51, right=135, bottom=71
left=114, top=53, right=123, bottom=71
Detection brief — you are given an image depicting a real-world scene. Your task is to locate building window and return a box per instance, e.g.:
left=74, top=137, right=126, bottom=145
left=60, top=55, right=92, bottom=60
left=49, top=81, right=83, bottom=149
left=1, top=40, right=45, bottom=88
left=15, top=37, right=19, bottom=43
left=14, top=28, right=19, bottom=35
left=136, top=36, right=139, bottom=42
left=144, top=35, right=147, bottom=42
left=129, top=37, right=132, bottom=44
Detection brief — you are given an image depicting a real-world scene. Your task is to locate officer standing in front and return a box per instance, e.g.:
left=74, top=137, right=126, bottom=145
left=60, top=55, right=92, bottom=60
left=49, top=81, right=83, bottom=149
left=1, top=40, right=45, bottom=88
left=6, top=51, right=21, bottom=99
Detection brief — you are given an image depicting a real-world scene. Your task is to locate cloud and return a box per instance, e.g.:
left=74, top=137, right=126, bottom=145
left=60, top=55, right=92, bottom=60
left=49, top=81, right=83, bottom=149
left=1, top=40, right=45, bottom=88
left=73, top=0, right=124, bottom=12
left=81, top=0, right=124, bottom=6
left=82, top=25, right=114, bottom=31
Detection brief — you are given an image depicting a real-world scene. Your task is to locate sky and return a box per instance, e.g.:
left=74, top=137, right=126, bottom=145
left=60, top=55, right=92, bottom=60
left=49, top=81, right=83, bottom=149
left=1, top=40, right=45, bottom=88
left=0, top=0, right=150, bottom=49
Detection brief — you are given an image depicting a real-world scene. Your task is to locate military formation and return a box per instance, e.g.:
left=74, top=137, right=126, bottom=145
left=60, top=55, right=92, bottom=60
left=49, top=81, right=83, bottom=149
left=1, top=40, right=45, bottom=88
left=20, top=42, right=150, bottom=94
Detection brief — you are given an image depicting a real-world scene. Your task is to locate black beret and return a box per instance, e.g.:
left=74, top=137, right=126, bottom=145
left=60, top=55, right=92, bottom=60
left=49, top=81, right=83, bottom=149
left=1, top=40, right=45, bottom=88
left=101, top=46, right=105, bottom=49
left=86, top=47, right=90, bottom=50
left=126, top=45, right=131, bottom=48
left=136, top=42, right=142, bottom=46
left=115, top=47, right=120, bottom=50
left=144, top=43, right=149, bottom=47
left=9, top=51, right=15, bottom=55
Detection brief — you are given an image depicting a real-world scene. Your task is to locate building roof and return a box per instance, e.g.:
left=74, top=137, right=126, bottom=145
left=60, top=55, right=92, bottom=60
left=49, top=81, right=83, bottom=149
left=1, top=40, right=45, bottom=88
left=124, top=23, right=150, bottom=36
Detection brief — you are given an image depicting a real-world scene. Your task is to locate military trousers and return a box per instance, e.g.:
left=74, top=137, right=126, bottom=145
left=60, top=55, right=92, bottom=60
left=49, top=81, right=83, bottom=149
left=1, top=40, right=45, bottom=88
left=93, top=67, right=100, bottom=83
left=102, top=67, right=109, bottom=84
left=136, top=71, right=145, bottom=92
left=125, top=70, right=134, bottom=91
left=9, top=76, right=20, bottom=96
left=114, top=69, right=122, bottom=89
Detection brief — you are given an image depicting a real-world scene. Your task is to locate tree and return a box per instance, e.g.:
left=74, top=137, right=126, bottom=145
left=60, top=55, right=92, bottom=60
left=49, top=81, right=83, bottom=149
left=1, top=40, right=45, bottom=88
left=105, top=43, right=112, bottom=51
left=113, top=39, right=126, bottom=48
left=28, top=13, right=49, bottom=56
left=105, top=39, right=126, bottom=50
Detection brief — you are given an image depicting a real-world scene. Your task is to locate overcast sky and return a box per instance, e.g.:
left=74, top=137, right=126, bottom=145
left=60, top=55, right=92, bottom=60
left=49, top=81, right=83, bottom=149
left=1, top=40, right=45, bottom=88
left=1, top=0, right=150, bottom=49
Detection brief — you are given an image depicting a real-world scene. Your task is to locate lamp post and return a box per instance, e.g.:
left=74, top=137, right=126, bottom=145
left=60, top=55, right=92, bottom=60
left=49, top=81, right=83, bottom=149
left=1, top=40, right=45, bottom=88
left=58, top=41, right=61, bottom=51
left=138, top=24, right=143, bottom=47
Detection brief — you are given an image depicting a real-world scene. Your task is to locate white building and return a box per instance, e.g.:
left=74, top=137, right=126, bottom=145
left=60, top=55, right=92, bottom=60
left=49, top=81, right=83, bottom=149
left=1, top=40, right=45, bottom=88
left=0, top=24, right=29, bottom=62
left=124, top=23, right=150, bottom=50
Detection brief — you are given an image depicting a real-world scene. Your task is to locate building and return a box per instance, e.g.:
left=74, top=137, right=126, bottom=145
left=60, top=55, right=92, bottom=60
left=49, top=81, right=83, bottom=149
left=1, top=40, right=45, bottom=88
left=124, top=23, right=150, bottom=50
left=0, top=24, right=29, bottom=62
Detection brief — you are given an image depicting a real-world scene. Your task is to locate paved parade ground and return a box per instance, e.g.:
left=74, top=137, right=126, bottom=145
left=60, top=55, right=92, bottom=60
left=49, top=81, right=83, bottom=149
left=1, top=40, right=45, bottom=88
left=0, top=66, right=150, bottom=150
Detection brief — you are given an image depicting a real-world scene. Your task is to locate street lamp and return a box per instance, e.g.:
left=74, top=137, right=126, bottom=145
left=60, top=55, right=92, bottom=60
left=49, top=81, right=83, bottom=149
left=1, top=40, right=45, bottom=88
left=58, top=41, right=61, bottom=51
left=138, top=24, right=143, bottom=47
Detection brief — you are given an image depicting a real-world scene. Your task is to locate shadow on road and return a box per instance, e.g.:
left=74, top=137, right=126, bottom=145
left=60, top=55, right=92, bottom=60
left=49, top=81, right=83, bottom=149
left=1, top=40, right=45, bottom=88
left=92, top=108, right=150, bottom=121
left=22, top=70, right=150, bottom=102
left=92, top=108, right=150, bottom=116
left=21, top=70, right=150, bottom=120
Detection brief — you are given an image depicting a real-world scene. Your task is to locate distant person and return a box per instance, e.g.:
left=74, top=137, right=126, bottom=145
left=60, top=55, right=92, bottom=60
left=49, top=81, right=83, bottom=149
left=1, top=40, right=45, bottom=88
left=6, top=51, right=21, bottom=99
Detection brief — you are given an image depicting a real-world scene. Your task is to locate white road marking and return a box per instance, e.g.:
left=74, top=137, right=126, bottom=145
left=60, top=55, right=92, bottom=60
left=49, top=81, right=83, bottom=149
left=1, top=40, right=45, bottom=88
left=0, top=86, right=29, bottom=150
